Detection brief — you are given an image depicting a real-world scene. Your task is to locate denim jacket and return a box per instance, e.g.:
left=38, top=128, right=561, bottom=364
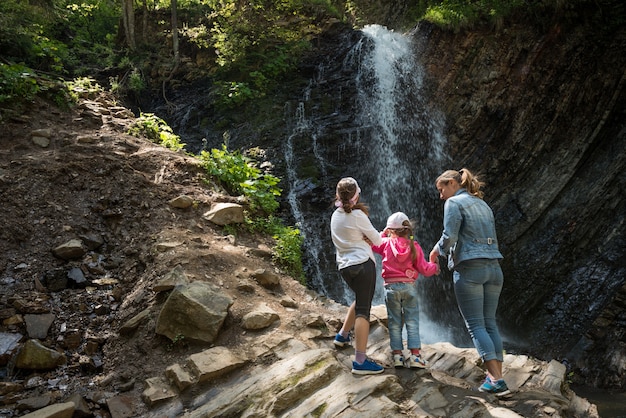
left=435, top=188, right=503, bottom=270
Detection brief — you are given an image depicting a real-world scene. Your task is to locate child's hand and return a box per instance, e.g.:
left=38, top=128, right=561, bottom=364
left=429, top=247, right=439, bottom=264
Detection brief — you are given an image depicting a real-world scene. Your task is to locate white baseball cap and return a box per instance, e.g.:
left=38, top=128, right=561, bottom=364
left=386, top=212, right=410, bottom=229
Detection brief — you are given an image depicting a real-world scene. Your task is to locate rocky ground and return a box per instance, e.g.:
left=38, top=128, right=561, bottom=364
left=0, top=93, right=602, bottom=417
left=0, top=91, right=330, bottom=416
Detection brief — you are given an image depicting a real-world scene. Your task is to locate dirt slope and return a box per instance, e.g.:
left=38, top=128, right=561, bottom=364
left=0, top=93, right=335, bottom=416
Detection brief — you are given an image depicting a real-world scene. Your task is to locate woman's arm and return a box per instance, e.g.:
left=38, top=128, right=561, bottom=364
left=434, top=199, right=462, bottom=256
left=355, top=211, right=383, bottom=247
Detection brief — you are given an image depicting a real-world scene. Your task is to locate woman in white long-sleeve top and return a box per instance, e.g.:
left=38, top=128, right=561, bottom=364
left=330, top=177, right=384, bottom=375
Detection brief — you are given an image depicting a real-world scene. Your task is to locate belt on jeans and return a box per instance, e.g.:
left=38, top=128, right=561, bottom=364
left=473, top=237, right=495, bottom=244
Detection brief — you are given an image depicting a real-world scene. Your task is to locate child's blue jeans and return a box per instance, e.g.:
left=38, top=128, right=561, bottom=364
left=385, top=281, right=421, bottom=351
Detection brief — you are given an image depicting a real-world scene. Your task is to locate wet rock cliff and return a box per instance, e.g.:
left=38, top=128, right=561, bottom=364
left=413, top=20, right=625, bottom=388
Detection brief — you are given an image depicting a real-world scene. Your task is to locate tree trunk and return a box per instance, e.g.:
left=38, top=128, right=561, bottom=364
left=121, top=0, right=136, bottom=50
left=171, top=0, right=179, bottom=63
left=142, top=0, right=148, bottom=44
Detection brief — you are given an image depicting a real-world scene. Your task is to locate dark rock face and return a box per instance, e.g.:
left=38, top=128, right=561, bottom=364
left=414, top=21, right=626, bottom=388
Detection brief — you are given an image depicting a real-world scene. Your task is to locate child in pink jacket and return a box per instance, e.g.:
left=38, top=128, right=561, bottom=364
left=371, top=212, right=439, bottom=368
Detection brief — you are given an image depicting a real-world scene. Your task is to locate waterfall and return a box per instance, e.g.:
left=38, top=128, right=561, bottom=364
left=284, top=25, right=466, bottom=345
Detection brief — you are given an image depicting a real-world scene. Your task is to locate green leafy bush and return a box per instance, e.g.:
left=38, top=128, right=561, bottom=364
left=214, top=81, right=259, bottom=109
left=242, top=214, right=305, bottom=282
left=65, top=77, right=104, bottom=101
left=273, top=225, right=305, bottom=283
left=128, top=113, right=186, bottom=152
left=0, top=64, right=40, bottom=104
left=199, top=145, right=281, bottom=214
left=198, top=146, right=301, bottom=279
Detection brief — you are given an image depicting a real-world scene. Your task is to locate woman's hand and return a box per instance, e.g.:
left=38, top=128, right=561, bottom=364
left=429, top=247, right=440, bottom=264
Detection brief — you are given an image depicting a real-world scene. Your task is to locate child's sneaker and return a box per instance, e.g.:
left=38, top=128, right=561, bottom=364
left=333, top=333, right=351, bottom=348
left=478, top=377, right=511, bottom=397
left=352, top=358, right=384, bottom=375
left=407, top=354, right=427, bottom=369
left=392, top=353, right=405, bottom=368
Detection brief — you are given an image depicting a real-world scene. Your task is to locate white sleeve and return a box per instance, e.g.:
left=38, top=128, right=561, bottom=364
left=354, top=211, right=383, bottom=246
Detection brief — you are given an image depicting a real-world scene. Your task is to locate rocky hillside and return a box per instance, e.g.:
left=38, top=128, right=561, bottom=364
left=0, top=90, right=605, bottom=416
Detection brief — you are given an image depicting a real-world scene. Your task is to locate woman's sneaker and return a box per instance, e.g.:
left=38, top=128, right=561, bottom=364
left=407, top=354, right=427, bottom=369
left=392, top=353, right=405, bottom=368
left=333, top=333, right=351, bottom=348
left=352, top=358, right=384, bottom=375
left=479, top=377, right=511, bottom=397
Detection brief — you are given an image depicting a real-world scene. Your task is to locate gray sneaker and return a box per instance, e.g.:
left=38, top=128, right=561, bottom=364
left=407, top=354, right=427, bottom=369
left=393, top=353, right=405, bottom=368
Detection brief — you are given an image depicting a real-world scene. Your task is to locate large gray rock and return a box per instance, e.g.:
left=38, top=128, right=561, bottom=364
left=241, top=304, right=279, bottom=330
left=185, top=346, right=246, bottom=383
left=19, top=402, right=74, bottom=418
left=155, top=282, right=233, bottom=343
left=51, top=239, right=86, bottom=260
left=24, top=314, right=55, bottom=339
left=202, top=202, right=244, bottom=225
left=15, top=339, right=66, bottom=370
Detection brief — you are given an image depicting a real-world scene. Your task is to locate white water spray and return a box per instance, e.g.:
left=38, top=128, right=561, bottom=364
left=284, top=25, right=455, bottom=343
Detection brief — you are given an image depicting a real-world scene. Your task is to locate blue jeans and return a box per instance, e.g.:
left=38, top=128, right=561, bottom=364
left=385, top=281, right=421, bottom=351
left=453, top=258, right=504, bottom=362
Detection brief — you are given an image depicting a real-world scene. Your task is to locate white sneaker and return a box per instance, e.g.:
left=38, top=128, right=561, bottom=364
left=392, top=353, right=405, bottom=368
left=408, top=354, right=427, bottom=369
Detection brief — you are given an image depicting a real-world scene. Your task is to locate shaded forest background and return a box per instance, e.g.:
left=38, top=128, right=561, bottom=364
left=3, top=0, right=624, bottom=117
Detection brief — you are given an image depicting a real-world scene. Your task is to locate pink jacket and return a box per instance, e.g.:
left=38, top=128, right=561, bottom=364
left=371, top=232, right=439, bottom=284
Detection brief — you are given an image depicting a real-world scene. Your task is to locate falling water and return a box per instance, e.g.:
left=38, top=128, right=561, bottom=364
left=284, top=25, right=468, bottom=344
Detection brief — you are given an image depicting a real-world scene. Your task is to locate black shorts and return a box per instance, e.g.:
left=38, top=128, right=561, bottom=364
left=339, top=258, right=376, bottom=319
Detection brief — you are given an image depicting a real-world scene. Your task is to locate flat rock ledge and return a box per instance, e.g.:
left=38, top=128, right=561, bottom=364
left=135, top=319, right=598, bottom=418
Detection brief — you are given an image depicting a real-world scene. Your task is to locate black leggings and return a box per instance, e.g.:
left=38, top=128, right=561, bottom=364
left=340, top=258, right=376, bottom=320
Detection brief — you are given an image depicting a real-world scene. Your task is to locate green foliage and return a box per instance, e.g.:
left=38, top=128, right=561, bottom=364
left=65, top=77, right=104, bottom=101
left=167, top=333, right=188, bottom=351
left=62, top=0, right=119, bottom=45
left=242, top=214, right=305, bottom=282
left=128, top=68, right=146, bottom=92
left=0, top=1, right=69, bottom=73
left=0, top=64, right=40, bottom=104
left=199, top=145, right=281, bottom=214
left=423, top=0, right=526, bottom=30
left=128, top=113, right=186, bottom=152
left=206, top=0, right=325, bottom=106
left=0, top=63, right=74, bottom=108
left=272, top=225, right=305, bottom=283
left=214, top=81, right=259, bottom=109
left=419, top=0, right=626, bottom=30
left=196, top=144, right=302, bottom=279
left=57, top=0, right=119, bottom=72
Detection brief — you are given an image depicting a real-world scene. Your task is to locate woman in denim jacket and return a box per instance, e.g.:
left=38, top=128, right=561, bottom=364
left=429, top=168, right=511, bottom=396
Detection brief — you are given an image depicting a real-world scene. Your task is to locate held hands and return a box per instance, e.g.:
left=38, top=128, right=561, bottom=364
left=429, top=246, right=440, bottom=264
left=363, top=235, right=372, bottom=245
